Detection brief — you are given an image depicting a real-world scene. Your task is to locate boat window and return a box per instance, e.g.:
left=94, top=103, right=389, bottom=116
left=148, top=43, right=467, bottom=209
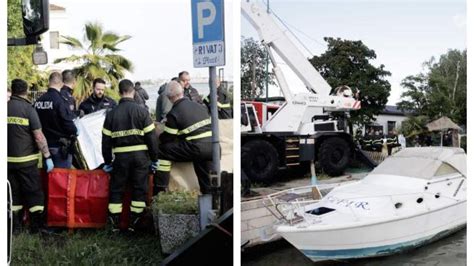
left=306, top=207, right=335, bottom=216
left=434, top=163, right=458, bottom=176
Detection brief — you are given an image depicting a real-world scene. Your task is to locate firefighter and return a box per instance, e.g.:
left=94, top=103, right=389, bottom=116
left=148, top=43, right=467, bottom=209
left=154, top=81, right=213, bottom=195
left=8, top=79, right=54, bottom=233
left=203, top=80, right=232, bottom=119
left=102, top=79, right=159, bottom=232
left=79, top=78, right=117, bottom=115
left=35, top=72, right=78, bottom=168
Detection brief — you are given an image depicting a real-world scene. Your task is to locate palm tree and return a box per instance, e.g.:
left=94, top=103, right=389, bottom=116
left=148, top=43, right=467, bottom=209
left=55, top=22, right=133, bottom=103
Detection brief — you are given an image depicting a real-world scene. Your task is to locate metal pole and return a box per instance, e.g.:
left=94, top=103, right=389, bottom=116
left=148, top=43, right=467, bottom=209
left=209, top=66, right=221, bottom=178
left=209, top=67, right=221, bottom=212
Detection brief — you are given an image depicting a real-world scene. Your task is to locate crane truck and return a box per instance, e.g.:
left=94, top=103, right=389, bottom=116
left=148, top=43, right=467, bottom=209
left=241, top=0, right=366, bottom=183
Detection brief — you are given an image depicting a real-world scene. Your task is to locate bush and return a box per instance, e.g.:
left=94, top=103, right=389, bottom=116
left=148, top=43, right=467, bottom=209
left=152, top=190, right=199, bottom=215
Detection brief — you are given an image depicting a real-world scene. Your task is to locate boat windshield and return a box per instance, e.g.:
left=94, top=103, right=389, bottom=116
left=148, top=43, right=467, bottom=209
left=371, top=157, right=459, bottom=179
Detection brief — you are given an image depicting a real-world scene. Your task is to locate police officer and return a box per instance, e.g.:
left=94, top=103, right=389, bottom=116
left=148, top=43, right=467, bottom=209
left=203, top=80, right=232, bottom=119
left=154, top=81, right=213, bottom=195
left=102, top=79, right=158, bottom=232
left=178, top=71, right=203, bottom=104
left=60, top=69, right=79, bottom=117
left=79, top=78, right=117, bottom=115
left=35, top=72, right=78, bottom=168
left=8, top=79, right=54, bottom=233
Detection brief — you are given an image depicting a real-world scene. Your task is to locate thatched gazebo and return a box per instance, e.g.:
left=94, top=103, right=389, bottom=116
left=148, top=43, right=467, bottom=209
left=426, top=116, right=461, bottom=147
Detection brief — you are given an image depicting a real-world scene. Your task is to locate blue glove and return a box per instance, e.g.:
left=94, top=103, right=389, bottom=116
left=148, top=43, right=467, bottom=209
left=45, top=158, right=54, bottom=173
left=151, top=161, right=159, bottom=172
left=103, top=164, right=113, bottom=173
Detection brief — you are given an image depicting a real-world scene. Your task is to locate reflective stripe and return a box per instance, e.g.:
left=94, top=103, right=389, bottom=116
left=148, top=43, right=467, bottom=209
left=217, top=102, right=231, bottom=108
left=7, top=153, right=40, bottom=163
left=112, top=144, right=148, bottom=153
left=143, top=123, right=155, bottom=133
left=185, top=131, right=212, bottom=141
left=29, top=205, right=44, bottom=213
left=102, top=128, right=112, bottom=136
left=130, top=206, right=144, bottom=213
left=8, top=116, right=29, bottom=126
left=131, top=201, right=146, bottom=208
left=159, top=160, right=172, bottom=166
left=12, top=205, right=23, bottom=211
left=108, top=203, right=122, bottom=214
left=111, top=129, right=144, bottom=138
left=178, top=118, right=211, bottom=135
left=158, top=165, right=171, bottom=172
left=164, top=126, right=178, bottom=135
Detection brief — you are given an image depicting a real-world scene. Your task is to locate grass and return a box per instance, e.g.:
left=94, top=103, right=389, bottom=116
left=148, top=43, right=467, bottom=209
left=12, top=229, right=163, bottom=265
left=152, top=190, right=199, bottom=215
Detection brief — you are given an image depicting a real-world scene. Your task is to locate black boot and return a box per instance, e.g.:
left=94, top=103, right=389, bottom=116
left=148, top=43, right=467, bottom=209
left=12, top=211, right=23, bottom=235
left=107, top=213, right=121, bottom=233
left=29, top=211, right=45, bottom=234
left=153, top=186, right=167, bottom=197
left=128, top=212, right=143, bottom=232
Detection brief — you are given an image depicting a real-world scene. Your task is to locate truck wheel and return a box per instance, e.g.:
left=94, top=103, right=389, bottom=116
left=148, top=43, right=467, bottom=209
left=318, top=137, right=351, bottom=176
left=242, top=140, right=278, bottom=184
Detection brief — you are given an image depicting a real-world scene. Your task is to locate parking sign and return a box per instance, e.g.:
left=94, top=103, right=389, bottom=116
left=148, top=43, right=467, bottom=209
left=191, top=0, right=225, bottom=67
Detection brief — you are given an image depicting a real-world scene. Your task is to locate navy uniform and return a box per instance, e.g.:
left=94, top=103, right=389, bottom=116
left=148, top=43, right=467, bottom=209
left=60, top=85, right=78, bottom=116
left=102, top=98, right=158, bottom=230
left=184, top=85, right=203, bottom=104
left=203, top=86, right=232, bottom=119
left=34, top=88, right=78, bottom=168
left=79, top=94, right=117, bottom=115
left=156, top=98, right=213, bottom=194
left=8, top=95, right=46, bottom=231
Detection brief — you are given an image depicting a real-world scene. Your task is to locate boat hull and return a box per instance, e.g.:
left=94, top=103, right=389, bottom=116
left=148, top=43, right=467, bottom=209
left=277, top=201, right=466, bottom=262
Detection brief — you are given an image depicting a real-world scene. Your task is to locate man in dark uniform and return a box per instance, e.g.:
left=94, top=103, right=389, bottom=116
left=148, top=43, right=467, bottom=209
left=8, top=79, right=54, bottom=233
left=102, top=79, right=159, bottom=232
left=35, top=72, right=78, bottom=168
left=203, top=80, right=232, bottom=119
left=154, top=81, right=213, bottom=195
left=178, top=71, right=203, bottom=104
left=133, top=81, right=149, bottom=109
left=60, top=69, right=79, bottom=117
left=79, top=78, right=117, bottom=115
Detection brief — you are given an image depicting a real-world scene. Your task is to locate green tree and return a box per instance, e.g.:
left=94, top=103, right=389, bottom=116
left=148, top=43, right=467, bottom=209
left=397, top=74, right=429, bottom=115
left=309, top=37, right=391, bottom=127
left=396, top=49, right=466, bottom=125
left=240, top=37, right=275, bottom=100
left=55, top=22, right=133, bottom=103
left=7, top=0, right=47, bottom=89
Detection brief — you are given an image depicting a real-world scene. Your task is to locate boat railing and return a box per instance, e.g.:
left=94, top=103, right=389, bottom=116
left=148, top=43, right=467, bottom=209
left=262, top=185, right=322, bottom=225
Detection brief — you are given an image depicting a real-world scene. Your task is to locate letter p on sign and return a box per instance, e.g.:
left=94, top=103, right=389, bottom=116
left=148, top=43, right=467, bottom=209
left=197, top=2, right=216, bottom=39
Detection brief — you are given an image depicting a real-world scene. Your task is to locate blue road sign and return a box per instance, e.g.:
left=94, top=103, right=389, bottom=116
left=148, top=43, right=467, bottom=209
left=191, top=0, right=225, bottom=67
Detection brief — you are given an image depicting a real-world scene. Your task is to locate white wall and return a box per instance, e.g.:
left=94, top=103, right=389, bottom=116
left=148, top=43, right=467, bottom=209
left=374, top=114, right=408, bottom=134
left=38, top=7, right=78, bottom=72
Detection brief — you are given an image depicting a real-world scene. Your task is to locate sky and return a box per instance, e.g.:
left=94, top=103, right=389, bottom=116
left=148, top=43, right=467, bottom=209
left=52, top=0, right=234, bottom=81
left=241, top=0, right=466, bottom=105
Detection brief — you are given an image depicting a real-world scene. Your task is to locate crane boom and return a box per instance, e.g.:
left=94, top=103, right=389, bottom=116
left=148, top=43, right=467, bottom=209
left=241, top=0, right=332, bottom=96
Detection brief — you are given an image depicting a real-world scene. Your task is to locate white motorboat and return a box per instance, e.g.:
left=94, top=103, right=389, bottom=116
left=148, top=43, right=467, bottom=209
left=273, top=147, right=466, bottom=262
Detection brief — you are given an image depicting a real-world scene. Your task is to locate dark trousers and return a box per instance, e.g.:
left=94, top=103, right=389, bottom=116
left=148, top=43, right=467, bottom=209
left=156, top=141, right=213, bottom=194
left=109, top=151, right=150, bottom=214
left=8, top=164, right=44, bottom=213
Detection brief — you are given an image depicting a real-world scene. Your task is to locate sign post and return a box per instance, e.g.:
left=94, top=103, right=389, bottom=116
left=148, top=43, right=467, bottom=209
left=191, top=0, right=225, bottom=222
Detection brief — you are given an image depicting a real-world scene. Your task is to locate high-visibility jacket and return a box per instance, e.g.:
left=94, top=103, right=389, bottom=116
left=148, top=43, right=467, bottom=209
left=160, top=98, right=212, bottom=144
left=102, top=98, right=158, bottom=164
left=8, top=95, right=42, bottom=168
